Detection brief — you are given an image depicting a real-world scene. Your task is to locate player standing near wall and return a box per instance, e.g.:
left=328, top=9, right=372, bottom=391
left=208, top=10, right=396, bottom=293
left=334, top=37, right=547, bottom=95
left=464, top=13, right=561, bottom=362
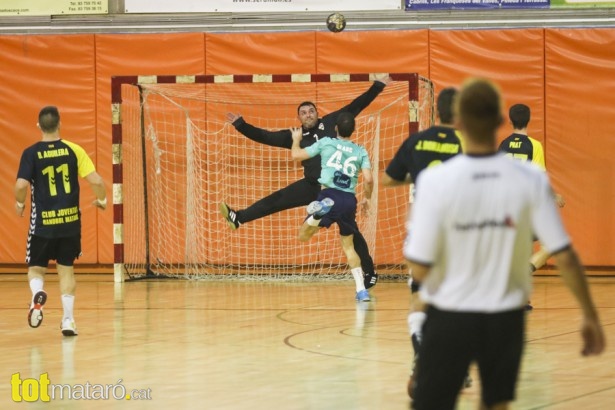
left=14, top=106, right=107, bottom=336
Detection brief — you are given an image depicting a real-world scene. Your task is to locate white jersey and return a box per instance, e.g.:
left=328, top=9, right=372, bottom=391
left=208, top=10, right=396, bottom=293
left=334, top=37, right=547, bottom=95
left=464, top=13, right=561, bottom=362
left=404, top=153, right=570, bottom=312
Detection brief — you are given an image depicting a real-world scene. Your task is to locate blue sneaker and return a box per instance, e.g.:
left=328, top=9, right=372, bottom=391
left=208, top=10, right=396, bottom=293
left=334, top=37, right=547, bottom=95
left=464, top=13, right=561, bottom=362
left=355, top=289, right=370, bottom=302
left=306, top=198, right=334, bottom=217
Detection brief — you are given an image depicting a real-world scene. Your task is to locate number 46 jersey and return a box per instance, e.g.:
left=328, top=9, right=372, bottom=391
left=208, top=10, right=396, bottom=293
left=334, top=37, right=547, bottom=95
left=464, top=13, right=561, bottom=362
left=17, top=139, right=96, bottom=238
left=304, top=136, right=371, bottom=194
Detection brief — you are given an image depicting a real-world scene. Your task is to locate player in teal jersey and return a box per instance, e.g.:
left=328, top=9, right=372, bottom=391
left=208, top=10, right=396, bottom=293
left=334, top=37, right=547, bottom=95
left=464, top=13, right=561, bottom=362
left=290, top=112, right=374, bottom=302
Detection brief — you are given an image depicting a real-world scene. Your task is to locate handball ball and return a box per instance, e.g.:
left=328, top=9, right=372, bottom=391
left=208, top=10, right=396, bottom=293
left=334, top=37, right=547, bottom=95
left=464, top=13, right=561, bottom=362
left=326, top=13, right=346, bottom=33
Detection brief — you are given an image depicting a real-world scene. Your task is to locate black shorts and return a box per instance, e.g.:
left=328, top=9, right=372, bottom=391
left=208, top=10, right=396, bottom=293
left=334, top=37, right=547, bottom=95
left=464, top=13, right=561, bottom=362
left=26, top=234, right=82, bottom=267
left=413, top=306, right=525, bottom=410
left=313, top=188, right=359, bottom=236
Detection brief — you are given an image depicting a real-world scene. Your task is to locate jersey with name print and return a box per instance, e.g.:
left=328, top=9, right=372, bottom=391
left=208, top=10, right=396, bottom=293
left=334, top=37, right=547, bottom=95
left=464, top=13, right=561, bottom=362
left=404, top=153, right=569, bottom=312
left=386, top=125, right=463, bottom=184
left=304, top=137, right=371, bottom=194
left=498, top=133, right=545, bottom=170
left=17, top=139, right=96, bottom=238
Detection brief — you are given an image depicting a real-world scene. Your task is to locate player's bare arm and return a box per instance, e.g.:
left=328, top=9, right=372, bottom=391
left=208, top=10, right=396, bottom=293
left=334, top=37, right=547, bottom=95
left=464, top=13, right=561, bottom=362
left=359, top=168, right=374, bottom=213
left=553, top=248, right=605, bottom=356
left=85, top=171, right=107, bottom=210
left=14, top=178, right=29, bottom=217
left=290, top=127, right=311, bottom=161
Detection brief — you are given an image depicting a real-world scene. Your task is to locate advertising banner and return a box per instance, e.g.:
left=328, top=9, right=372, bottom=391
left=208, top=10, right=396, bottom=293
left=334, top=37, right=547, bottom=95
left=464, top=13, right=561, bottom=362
left=0, top=0, right=107, bottom=16
left=405, top=0, right=550, bottom=9
left=124, top=0, right=401, bottom=13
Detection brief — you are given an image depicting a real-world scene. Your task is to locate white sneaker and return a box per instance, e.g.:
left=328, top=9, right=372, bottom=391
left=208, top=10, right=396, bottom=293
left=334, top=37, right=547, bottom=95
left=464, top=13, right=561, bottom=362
left=61, top=318, right=78, bottom=336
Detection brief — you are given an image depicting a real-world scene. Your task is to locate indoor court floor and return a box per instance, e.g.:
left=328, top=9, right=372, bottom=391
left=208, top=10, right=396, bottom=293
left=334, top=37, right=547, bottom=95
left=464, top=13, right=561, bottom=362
left=0, top=273, right=613, bottom=409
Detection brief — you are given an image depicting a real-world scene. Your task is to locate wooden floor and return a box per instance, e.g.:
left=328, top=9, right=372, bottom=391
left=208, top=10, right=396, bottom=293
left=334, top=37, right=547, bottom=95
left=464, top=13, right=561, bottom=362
left=0, top=273, right=613, bottom=410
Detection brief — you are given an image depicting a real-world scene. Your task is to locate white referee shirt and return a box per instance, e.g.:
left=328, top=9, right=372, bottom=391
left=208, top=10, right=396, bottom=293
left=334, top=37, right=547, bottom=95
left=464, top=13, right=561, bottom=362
left=404, top=153, right=570, bottom=312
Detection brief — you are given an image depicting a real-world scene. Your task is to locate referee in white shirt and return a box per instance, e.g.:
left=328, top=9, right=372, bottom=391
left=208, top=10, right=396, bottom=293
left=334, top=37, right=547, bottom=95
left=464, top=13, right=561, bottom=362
left=404, top=78, right=605, bottom=410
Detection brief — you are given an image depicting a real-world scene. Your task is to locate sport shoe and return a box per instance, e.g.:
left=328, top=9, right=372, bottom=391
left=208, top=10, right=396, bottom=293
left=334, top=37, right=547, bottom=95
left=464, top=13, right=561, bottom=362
left=408, top=333, right=420, bottom=398
left=219, top=202, right=240, bottom=230
left=355, top=289, right=370, bottom=302
left=306, top=198, right=334, bottom=217
left=463, top=374, right=473, bottom=389
left=364, top=272, right=378, bottom=289
left=408, top=355, right=419, bottom=399
left=28, top=290, right=47, bottom=328
left=61, top=318, right=78, bottom=336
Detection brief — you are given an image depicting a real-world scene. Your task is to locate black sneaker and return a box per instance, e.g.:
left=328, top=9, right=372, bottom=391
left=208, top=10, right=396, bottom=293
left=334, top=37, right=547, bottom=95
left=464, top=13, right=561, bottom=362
left=408, top=335, right=420, bottom=399
left=364, top=272, right=378, bottom=289
left=219, top=202, right=240, bottom=230
left=28, top=290, right=47, bottom=328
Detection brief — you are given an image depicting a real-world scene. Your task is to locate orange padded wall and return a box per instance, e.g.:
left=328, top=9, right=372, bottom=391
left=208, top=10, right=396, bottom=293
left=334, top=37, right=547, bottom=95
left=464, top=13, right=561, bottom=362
left=94, top=33, right=206, bottom=263
left=0, top=35, right=98, bottom=263
left=0, top=28, right=613, bottom=269
left=544, top=28, right=615, bottom=264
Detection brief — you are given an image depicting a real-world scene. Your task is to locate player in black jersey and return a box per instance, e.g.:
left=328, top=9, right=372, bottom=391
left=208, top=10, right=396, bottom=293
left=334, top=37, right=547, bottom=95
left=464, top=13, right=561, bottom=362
left=382, top=87, right=471, bottom=397
left=499, top=104, right=566, bottom=309
left=220, top=74, right=391, bottom=288
left=14, top=106, right=107, bottom=336
left=498, top=104, right=546, bottom=170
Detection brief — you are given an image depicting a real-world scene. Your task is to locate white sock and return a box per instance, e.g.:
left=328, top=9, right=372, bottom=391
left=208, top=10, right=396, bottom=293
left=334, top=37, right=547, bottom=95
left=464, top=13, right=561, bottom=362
left=29, top=278, right=44, bottom=307
left=408, top=311, right=426, bottom=337
left=351, top=267, right=366, bottom=292
left=306, top=215, right=320, bottom=227
left=30, top=278, right=44, bottom=296
left=61, top=294, right=75, bottom=320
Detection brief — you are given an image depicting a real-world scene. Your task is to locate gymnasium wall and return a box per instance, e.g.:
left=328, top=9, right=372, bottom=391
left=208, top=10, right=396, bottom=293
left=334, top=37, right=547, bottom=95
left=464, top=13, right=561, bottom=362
left=0, top=28, right=613, bottom=269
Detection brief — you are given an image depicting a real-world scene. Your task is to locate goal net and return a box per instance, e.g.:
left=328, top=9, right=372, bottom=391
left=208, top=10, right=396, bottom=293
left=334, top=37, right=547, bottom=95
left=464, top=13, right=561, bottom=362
left=112, top=73, right=434, bottom=281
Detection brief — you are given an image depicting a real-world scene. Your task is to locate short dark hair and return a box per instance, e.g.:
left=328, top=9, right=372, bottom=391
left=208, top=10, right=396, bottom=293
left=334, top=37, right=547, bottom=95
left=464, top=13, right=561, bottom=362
left=509, top=104, right=530, bottom=129
left=437, top=87, right=458, bottom=124
left=297, top=101, right=316, bottom=114
left=455, top=78, right=502, bottom=144
left=336, top=112, right=355, bottom=138
left=38, top=106, right=60, bottom=133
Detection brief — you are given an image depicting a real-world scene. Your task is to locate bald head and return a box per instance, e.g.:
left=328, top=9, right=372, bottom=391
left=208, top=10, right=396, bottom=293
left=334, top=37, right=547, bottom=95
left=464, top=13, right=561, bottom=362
left=455, top=78, right=503, bottom=147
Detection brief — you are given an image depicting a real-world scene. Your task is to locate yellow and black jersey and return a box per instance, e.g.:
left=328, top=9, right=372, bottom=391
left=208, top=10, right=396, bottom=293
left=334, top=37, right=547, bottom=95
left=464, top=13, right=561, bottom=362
left=16, top=139, right=96, bottom=238
left=386, top=125, right=463, bottom=183
left=498, top=133, right=545, bottom=170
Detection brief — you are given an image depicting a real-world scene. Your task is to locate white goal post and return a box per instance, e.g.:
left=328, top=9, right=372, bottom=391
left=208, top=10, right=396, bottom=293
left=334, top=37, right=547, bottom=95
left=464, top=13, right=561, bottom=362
left=111, top=73, right=435, bottom=282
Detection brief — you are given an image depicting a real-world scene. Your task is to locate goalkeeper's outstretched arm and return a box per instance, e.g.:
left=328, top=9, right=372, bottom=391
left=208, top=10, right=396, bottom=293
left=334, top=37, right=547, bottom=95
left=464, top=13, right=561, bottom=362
left=327, top=74, right=391, bottom=120
left=226, top=112, right=292, bottom=149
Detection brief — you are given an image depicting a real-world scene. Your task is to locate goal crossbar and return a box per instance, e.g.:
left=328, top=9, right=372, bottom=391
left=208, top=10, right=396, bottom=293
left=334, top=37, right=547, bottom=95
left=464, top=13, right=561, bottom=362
left=111, top=73, right=434, bottom=282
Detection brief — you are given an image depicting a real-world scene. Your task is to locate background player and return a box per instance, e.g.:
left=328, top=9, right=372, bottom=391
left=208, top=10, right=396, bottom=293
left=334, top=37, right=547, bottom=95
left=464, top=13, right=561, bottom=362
left=15, top=106, right=107, bottom=336
left=499, top=103, right=566, bottom=308
left=381, top=87, right=469, bottom=395
left=405, top=78, right=604, bottom=410
left=221, top=74, right=391, bottom=289
left=290, top=112, right=374, bottom=302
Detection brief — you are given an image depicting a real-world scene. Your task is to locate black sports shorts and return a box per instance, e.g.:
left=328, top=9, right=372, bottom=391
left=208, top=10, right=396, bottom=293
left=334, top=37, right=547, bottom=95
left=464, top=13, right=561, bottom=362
left=26, top=234, right=82, bottom=267
left=413, top=305, right=525, bottom=410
